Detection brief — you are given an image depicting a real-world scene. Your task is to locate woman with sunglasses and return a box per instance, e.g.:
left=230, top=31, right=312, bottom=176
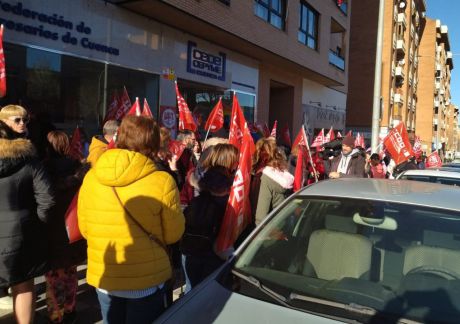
left=0, top=105, right=29, bottom=136
left=0, top=117, right=55, bottom=324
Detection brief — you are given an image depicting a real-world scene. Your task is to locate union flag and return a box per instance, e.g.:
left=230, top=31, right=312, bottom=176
left=204, top=97, right=224, bottom=132
left=69, top=126, right=83, bottom=160
left=215, top=125, right=253, bottom=253
left=175, top=82, right=197, bottom=132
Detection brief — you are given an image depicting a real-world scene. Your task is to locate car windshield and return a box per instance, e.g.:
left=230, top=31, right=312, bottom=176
left=234, top=197, right=460, bottom=323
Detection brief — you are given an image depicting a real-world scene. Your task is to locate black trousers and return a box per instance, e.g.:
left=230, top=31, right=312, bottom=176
left=185, top=255, right=224, bottom=288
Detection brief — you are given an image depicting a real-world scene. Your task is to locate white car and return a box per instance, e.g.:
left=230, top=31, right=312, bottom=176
left=157, top=179, right=460, bottom=323
left=396, top=169, right=460, bottom=186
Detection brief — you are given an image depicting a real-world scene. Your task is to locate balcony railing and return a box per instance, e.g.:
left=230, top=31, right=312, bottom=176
left=329, top=50, right=345, bottom=70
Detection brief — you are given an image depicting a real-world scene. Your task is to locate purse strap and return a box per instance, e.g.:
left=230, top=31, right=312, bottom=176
left=111, top=187, right=171, bottom=261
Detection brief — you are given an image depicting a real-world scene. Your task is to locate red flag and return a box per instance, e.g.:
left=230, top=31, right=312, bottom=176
left=281, top=124, right=291, bottom=147
left=204, top=98, right=224, bottom=132
left=354, top=132, right=365, bottom=148
left=263, top=123, right=270, bottom=138
left=114, top=87, right=132, bottom=121
left=0, top=25, right=6, bottom=98
left=69, top=126, right=83, bottom=160
left=229, top=94, right=251, bottom=151
left=104, top=91, right=120, bottom=123
left=215, top=126, right=253, bottom=253
left=126, top=97, right=141, bottom=116
left=270, top=120, right=277, bottom=138
left=426, top=151, right=442, bottom=168
left=346, top=130, right=352, bottom=137
left=324, top=127, right=335, bottom=143
left=337, top=131, right=343, bottom=138
left=292, top=127, right=309, bottom=150
left=413, top=136, right=422, bottom=157
left=175, top=83, right=197, bottom=132
left=168, top=139, right=186, bottom=159
left=383, top=122, right=414, bottom=165
left=142, top=98, right=154, bottom=117
left=311, top=129, right=325, bottom=148
left=293, top=146, right=306, bottom=192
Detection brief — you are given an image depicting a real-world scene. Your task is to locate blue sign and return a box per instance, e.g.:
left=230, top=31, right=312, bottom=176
left=187, top=41, right=226, bottom=81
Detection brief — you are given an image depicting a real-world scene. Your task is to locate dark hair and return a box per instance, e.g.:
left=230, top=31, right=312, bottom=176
left=116, top=115, right=160, bottom=159
left=370, top=153, right=380, bottom=161
left=47, top=130, right=70, bottom=157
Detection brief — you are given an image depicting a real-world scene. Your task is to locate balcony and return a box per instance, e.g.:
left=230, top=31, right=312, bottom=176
left=394, top=93, right=404, bottom=104
left=395, top=66, right=405, bottom=79
left=329, top=50, right=345, bottom=70
left=434, top=99, right=440, bottom=107
left=397, top=13, right=407, bottom=28
left=396, top=39, right=406, bottom=54
left=433, top=118, right=438, bottom=126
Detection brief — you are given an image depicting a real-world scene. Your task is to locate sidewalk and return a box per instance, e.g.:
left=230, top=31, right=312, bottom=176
left=0, top=266, right=184, bottom=324
left=0, top=266, right=102, bottom=324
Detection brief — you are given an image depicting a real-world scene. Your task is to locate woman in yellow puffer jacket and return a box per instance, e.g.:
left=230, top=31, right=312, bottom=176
left=78, top=115, right=185, bottom=323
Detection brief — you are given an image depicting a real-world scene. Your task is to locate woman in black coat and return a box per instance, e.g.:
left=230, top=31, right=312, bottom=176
left=43, top=130, right=88, bottom=323
left=0, top=115, right=55, bottom=323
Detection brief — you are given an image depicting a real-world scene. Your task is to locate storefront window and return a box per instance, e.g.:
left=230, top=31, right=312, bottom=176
left=178, top=80, right=256, bottom=139
left=0, top=42, right=159, bottom=139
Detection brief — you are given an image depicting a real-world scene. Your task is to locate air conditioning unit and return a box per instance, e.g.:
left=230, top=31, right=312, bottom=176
left=398, top=59, right=405, bottom=66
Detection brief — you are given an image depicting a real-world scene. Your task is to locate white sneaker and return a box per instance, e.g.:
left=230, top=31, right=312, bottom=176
left=0, top=295, right=13, bottom=310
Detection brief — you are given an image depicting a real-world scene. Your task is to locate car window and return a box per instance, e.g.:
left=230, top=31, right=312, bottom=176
left=234, top=197, right=460, bottom=323
left=400, top=175, right=431, bottom=182
left=436, top=178, right=460, bottom=186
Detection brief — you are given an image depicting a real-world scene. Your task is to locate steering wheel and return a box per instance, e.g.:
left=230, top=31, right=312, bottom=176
left=407, top=266, right=460, bottom=280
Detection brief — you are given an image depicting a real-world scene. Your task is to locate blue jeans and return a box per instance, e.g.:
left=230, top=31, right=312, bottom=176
left=96, top=289, right=166, bottom=324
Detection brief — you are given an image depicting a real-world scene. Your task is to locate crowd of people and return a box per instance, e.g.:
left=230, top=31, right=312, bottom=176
left=0, top=104, right=428, bottom=324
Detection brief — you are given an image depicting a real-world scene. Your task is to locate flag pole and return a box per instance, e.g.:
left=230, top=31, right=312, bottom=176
left=303, top=126, right=319, bottom=183
left=204, top=126, right=211, bottom=143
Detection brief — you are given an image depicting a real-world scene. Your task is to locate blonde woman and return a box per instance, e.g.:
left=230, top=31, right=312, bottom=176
left=0, top=105, right=29, bottom=136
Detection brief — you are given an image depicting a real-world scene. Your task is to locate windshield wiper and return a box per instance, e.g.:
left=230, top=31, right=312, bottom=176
left=231, top=269, right=289, bottom=306
left=290, top=292, right=376, bottom=316
left=289, top=293, right=420, bottom=324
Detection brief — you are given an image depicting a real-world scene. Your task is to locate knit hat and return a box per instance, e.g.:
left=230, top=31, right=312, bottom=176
left=342, top=135, right=355, bottom=147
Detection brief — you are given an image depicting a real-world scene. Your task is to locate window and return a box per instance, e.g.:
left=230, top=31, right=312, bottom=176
left=1, top=42, right=159, bottom=141
left=254, top=0, right=285, bottom=30
left=298, top=2, right=319, bottom=50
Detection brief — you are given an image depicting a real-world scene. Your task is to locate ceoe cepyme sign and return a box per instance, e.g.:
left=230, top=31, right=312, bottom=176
left=187, top=41, right=226, bottom=81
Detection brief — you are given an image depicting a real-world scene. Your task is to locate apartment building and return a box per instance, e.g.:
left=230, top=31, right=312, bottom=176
left=347, top=0, right=426, bottom=144
left=417, top=19, right=454, bottom=155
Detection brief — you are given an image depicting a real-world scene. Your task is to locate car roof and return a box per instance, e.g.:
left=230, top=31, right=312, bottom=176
left=297, top=178, right=460, bottom=211
left=398, top=169, right=460, bottom=178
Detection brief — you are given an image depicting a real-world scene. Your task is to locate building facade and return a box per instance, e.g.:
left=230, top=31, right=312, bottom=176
left=0, top=0, right=350, bottom=140
left=347, top=0, right=427, bottom=144
left=417, top=18, right=454, bottom=155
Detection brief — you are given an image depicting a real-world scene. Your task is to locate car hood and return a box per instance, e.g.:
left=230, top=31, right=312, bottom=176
left=156, top=277, right=341, bottom=324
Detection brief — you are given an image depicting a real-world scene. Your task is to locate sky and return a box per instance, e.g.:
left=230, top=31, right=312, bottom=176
left=426, top=0, right=460, bottom=105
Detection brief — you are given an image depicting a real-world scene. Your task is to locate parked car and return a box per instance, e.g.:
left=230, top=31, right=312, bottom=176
left=396, top=169, right=460, bottom=186
left=157, top=179, right=460, bottom=323
left=442, top=162, right=460, bottom=168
